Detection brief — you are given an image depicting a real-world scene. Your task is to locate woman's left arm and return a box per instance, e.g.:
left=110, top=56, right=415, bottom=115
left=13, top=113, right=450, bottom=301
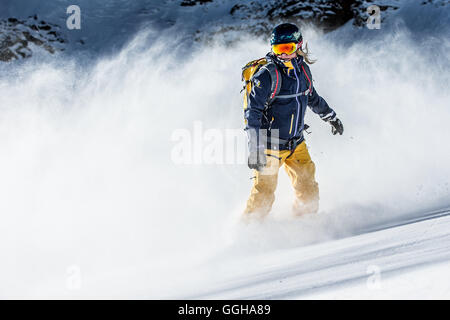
left=304, top=63, right=344, bottom=135
left=307, top=86, right=336, bottom=122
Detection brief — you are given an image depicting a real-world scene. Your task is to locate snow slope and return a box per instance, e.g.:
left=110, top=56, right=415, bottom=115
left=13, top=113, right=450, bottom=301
left=0, top=1, right=449, bottom=299
left=182, top=208, right=450, bottom=299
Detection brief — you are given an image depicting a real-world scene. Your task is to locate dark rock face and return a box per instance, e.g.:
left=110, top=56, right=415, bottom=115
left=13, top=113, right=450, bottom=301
left=184, top=0, right=404, bottom=42
left=227, top=0, right=401, bottom=33
left=1, top=0, right=445, bottom=61
left=181, top=0, right=213, bottom=6
left=0, top=15, right=66, bottom=62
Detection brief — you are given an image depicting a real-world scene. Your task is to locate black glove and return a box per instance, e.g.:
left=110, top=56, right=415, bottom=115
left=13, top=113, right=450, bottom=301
left=248, top=146, right=266, bottom=171
left=329, top=117, right=344, bottom=135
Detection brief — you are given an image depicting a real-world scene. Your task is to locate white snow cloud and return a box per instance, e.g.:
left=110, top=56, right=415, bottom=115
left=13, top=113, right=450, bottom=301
left=0, top=18, right=449, bottom=298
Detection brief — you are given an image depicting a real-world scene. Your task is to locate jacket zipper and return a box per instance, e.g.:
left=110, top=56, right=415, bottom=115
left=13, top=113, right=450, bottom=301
left=292, top=61, right=301, bottom=137
left=289, top=114, right=294, bottom=134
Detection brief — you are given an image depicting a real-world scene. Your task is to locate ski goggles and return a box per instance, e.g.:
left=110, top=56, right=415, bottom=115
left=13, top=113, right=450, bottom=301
left=271, top=42, right=298, bottom=55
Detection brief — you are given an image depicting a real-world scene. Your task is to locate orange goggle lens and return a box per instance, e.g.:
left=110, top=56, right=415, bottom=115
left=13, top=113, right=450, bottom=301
left=272, top=42, right=297, bottom=55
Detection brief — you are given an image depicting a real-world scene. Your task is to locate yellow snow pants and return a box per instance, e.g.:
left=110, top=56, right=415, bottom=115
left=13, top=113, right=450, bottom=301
left=244, top=141, right=319, bottom=217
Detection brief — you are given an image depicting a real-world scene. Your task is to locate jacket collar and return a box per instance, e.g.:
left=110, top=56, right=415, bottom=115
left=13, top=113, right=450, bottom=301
left=266, top=52, right=304, bottom=71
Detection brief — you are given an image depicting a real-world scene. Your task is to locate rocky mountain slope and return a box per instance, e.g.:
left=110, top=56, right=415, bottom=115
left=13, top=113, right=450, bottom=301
left=0, top=0, right=448, bottom=62
left=0, top=15, right=66, bottom=62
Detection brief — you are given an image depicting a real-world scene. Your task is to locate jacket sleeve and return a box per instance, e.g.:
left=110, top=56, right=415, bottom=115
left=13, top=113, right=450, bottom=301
left=244, top=68, right=272, bottom=130
left=304, top=64, right=336, bottom=122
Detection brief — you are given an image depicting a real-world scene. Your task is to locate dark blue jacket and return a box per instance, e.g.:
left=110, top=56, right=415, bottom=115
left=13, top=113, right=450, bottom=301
left=245, top=53, right=336, bottom=149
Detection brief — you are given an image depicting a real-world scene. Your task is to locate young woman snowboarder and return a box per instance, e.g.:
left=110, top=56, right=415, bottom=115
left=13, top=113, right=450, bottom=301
left=243, top=23, right=344, bottom=218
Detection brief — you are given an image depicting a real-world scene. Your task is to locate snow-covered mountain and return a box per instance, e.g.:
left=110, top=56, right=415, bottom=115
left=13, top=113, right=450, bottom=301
left=1, top=0, right=448, bottom=61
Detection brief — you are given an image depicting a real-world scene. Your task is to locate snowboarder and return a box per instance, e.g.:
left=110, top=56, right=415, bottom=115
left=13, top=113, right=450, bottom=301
left=243, top=23, right=343, bottom=219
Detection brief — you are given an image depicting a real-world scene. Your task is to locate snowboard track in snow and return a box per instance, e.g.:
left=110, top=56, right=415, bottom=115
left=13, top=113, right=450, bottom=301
left=187, top=207, right=450, bottom=299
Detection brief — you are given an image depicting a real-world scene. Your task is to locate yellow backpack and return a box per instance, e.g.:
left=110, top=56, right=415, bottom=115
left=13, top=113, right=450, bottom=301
left=241, top=57, right=282, bottom=117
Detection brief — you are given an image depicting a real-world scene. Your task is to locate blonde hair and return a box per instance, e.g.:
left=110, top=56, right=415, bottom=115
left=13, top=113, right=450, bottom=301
left=297, top=42, right=316, bottom=64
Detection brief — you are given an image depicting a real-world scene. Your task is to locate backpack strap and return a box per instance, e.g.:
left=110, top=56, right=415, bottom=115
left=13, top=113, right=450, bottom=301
left=271, top=60, right=312, bottom=101
left=301, top=62, right=312, bottom=93
left=274, top=90, right=310, bottom=99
